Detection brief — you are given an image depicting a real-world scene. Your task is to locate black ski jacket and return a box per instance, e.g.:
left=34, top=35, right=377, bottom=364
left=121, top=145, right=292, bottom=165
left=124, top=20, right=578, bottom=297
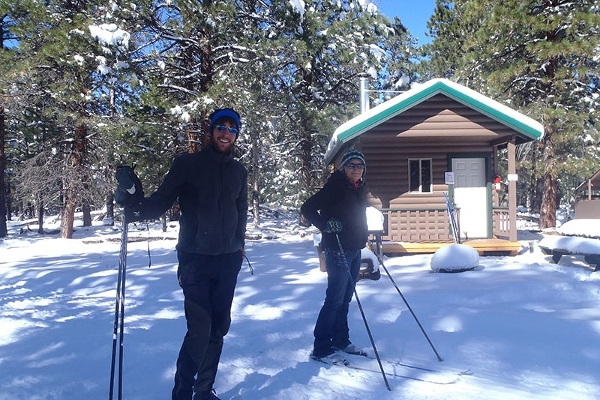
left=132, top=144, right=247, bottom=255
left=301, top=169, right=368, bottom=252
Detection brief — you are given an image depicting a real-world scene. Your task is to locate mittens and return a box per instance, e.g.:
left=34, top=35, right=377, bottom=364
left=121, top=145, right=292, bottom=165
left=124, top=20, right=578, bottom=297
left=114, top=165, right=144, bottom=207
left=323, top=218, right=343, bottom=233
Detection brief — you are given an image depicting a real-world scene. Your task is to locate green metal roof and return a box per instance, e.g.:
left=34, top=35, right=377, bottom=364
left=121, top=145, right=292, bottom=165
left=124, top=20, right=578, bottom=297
left=324, top=78, right=544, bottom=164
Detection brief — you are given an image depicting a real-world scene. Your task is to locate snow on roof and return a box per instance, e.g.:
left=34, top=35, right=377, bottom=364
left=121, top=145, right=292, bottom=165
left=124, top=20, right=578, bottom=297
left=324, top=78, right=544, bottom=164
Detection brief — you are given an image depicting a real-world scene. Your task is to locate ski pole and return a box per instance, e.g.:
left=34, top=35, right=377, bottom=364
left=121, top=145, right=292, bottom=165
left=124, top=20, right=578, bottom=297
left=243, top=254, right=254, bottom=275
left=335, top=234, right=391, bottom=391
left=109, top=218, right=128, bottom=400
left=368, top=239, right=444, bottom=362
left=443, top=192, right=460, bottom=244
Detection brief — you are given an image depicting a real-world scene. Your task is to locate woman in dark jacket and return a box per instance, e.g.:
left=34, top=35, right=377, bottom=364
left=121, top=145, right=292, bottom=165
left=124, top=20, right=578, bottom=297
left=301, top=147, right=369, bottom=365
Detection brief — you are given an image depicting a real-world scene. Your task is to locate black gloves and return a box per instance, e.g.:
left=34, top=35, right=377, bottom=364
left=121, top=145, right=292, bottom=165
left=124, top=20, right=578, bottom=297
left=323, top=218, right=343, bottom=233
left=114, top=165, right=144, bottom=222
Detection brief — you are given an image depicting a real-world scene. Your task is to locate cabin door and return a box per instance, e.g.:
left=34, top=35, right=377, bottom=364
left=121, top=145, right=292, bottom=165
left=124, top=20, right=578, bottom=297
left=452, top=157, right=487, bottom=239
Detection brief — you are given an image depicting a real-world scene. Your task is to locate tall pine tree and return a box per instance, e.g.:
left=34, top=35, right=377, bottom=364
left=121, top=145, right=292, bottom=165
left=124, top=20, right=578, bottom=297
left=425, top=0, right=600, bottom=227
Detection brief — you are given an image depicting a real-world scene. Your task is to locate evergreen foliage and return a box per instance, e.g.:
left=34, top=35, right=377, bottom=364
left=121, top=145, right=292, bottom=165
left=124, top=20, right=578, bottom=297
left=424, top=0, right=600, bottom=228
left=3, top=0, right=597, bottom=235
left=1, top=0, right=410, bottom=234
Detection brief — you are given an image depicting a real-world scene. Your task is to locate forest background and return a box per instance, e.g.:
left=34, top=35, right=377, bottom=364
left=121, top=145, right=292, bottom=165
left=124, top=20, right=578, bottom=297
left=0, top=0, right=598, bottom=238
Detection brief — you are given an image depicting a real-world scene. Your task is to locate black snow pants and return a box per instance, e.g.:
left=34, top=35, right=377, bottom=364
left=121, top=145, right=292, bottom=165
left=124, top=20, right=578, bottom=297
left=171, top=250, right=242, bottom=400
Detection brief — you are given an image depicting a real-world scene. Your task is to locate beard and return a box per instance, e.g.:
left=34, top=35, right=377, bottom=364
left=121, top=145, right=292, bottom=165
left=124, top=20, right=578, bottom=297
left=210, top=133, right=236, bottom=154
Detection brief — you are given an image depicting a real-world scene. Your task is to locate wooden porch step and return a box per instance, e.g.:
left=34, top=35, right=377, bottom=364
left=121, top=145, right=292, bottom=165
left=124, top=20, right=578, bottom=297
left=382, top=238, right=522, bottom=257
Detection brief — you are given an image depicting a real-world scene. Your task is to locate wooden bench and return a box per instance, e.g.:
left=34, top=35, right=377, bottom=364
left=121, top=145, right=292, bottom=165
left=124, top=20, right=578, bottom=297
left=538, top=235, right=600, bottom=271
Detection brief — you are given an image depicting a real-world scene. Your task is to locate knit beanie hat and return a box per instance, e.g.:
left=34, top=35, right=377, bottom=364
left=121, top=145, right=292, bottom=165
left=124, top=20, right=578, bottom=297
left=340, top=147, right=366, bottom=168
left=209, top=108, right=242, bottom=137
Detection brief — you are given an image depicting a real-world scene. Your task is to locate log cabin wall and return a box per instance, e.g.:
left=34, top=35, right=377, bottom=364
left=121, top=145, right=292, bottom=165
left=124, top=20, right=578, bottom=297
left=351, top=93, right=510, bottom=243
left=327, top=79, right=544, bottom=245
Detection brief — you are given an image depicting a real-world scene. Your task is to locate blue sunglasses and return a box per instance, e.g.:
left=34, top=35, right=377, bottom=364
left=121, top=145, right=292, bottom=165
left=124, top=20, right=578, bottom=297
left=215, top=125, right=239, bottom=135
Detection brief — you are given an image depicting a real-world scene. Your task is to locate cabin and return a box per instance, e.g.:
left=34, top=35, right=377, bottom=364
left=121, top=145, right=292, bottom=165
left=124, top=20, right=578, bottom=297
left=325, top=78, right=544, bottom=256
left=573, top=168, right=600, bottom=219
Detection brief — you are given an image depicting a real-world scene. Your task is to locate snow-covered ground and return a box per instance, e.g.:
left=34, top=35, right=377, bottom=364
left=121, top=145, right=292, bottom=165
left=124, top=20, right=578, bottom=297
left=1, top=210, right=600, bottom=400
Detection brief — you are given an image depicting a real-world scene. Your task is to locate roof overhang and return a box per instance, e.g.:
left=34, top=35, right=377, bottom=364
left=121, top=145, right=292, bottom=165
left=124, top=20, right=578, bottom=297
left=324, top=78, right=544, bottom=164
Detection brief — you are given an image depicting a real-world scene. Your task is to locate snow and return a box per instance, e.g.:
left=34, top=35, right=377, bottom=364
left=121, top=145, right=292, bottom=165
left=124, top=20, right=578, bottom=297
left=539, top=235, right=600, bottom=255
left=536, top=219, right=600, bottom=257
left=360, top=248, right=380, bottom=272
left=366, top=206, right=384, bottom=231
left=558, top=219, right=600, bottom=239
left=89, top=24, right=130, bottom=48
left=288, top=0, right=305, bottom=17
left=1, top=213, right=600, bottom=399
left=430, top=244, right=479, bottom=272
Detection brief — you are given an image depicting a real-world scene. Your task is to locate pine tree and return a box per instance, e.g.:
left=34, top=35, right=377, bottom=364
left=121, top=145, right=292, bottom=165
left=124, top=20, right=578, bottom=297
left=0, top=1, right=52, bottom=232
left=424, top=0, right=600, bottom=228
left=0, top=13, right=16, bottom=236
left=377, top=17, right=418, bottom=98
left=420, top=0, right=467, bottom=79
left=470, top=0, right=599, bottom=228
left=0, top=0, right=418, bottom=229
left=261, top=0, right=395, bottom=200
left=128, top=0, right=406, bottom=211
left=3, top=0, right=146, bottom=236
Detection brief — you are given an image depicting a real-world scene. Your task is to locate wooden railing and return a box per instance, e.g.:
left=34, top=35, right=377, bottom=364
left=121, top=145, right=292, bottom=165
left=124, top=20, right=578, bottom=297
left=379, top=207, right=452, bottom=243
left=375, top=205, right=514, bottom=243
left=492, top=206, right=510, bottom=239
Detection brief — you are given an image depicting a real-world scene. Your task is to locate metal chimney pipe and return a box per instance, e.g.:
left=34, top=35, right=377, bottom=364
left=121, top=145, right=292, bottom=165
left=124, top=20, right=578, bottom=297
left=359, top=74, right=370, bottom=114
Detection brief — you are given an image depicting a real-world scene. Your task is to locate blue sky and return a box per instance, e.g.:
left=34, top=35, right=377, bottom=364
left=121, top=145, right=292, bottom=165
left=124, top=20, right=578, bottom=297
left=376, top=0, right=436, bottom=44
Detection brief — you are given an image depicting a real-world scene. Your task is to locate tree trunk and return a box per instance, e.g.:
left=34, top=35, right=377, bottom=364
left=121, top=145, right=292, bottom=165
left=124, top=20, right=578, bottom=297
left=82, top=198, right=92, bottom=226
left=527, top=143, right=538, bottom=213
left=251, top=126, right=260, bottom=227
left=37, top=199, right=44, bottom=235
left=299, top=106, right=313, bottom=193
left=106, top=193, right=114, bottom=225
left=532, top=177, right=544, bottom=215
left=5, top=167, right=11, bottom=222
left=188, top=125, right=199, bottom=153
left=539, top=126, right=558, bottom=229
left=61, top=124, right=87, bottom=238
left=0, top=105, right=7, bottom=237
left=61, top=191, right=76, bottom=238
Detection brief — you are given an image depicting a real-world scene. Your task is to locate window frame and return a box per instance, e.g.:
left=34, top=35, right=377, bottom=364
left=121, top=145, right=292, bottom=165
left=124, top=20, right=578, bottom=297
left=408, top=158, right=432, bottom=193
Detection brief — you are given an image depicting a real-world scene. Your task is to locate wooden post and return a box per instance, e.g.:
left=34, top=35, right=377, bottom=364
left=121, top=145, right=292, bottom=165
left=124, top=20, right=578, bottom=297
left=492, top=145, right=499, bottom=206
left=507, top=138, right=517, bottom=242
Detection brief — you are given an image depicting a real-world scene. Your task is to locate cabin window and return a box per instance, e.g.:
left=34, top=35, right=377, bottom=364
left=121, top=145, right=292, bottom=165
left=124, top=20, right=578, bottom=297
left=409, top=159, right=432, bottom=193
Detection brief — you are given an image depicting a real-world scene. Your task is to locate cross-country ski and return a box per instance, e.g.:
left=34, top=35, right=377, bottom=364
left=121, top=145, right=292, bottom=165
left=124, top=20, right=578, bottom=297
left=311, top=352, right=468, bottom=385
left=348, top=351, right=473, bottom=376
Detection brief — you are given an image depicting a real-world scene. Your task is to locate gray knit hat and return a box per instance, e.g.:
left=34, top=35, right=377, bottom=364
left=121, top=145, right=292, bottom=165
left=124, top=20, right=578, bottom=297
left=340, top=147, right=366, bottom=168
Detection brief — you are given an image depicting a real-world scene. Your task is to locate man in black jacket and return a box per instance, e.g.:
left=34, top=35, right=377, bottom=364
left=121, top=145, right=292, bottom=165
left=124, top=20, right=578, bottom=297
left=301, top=147, right=369, bottom=366
left=116, top=108, right=247, bottom=400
